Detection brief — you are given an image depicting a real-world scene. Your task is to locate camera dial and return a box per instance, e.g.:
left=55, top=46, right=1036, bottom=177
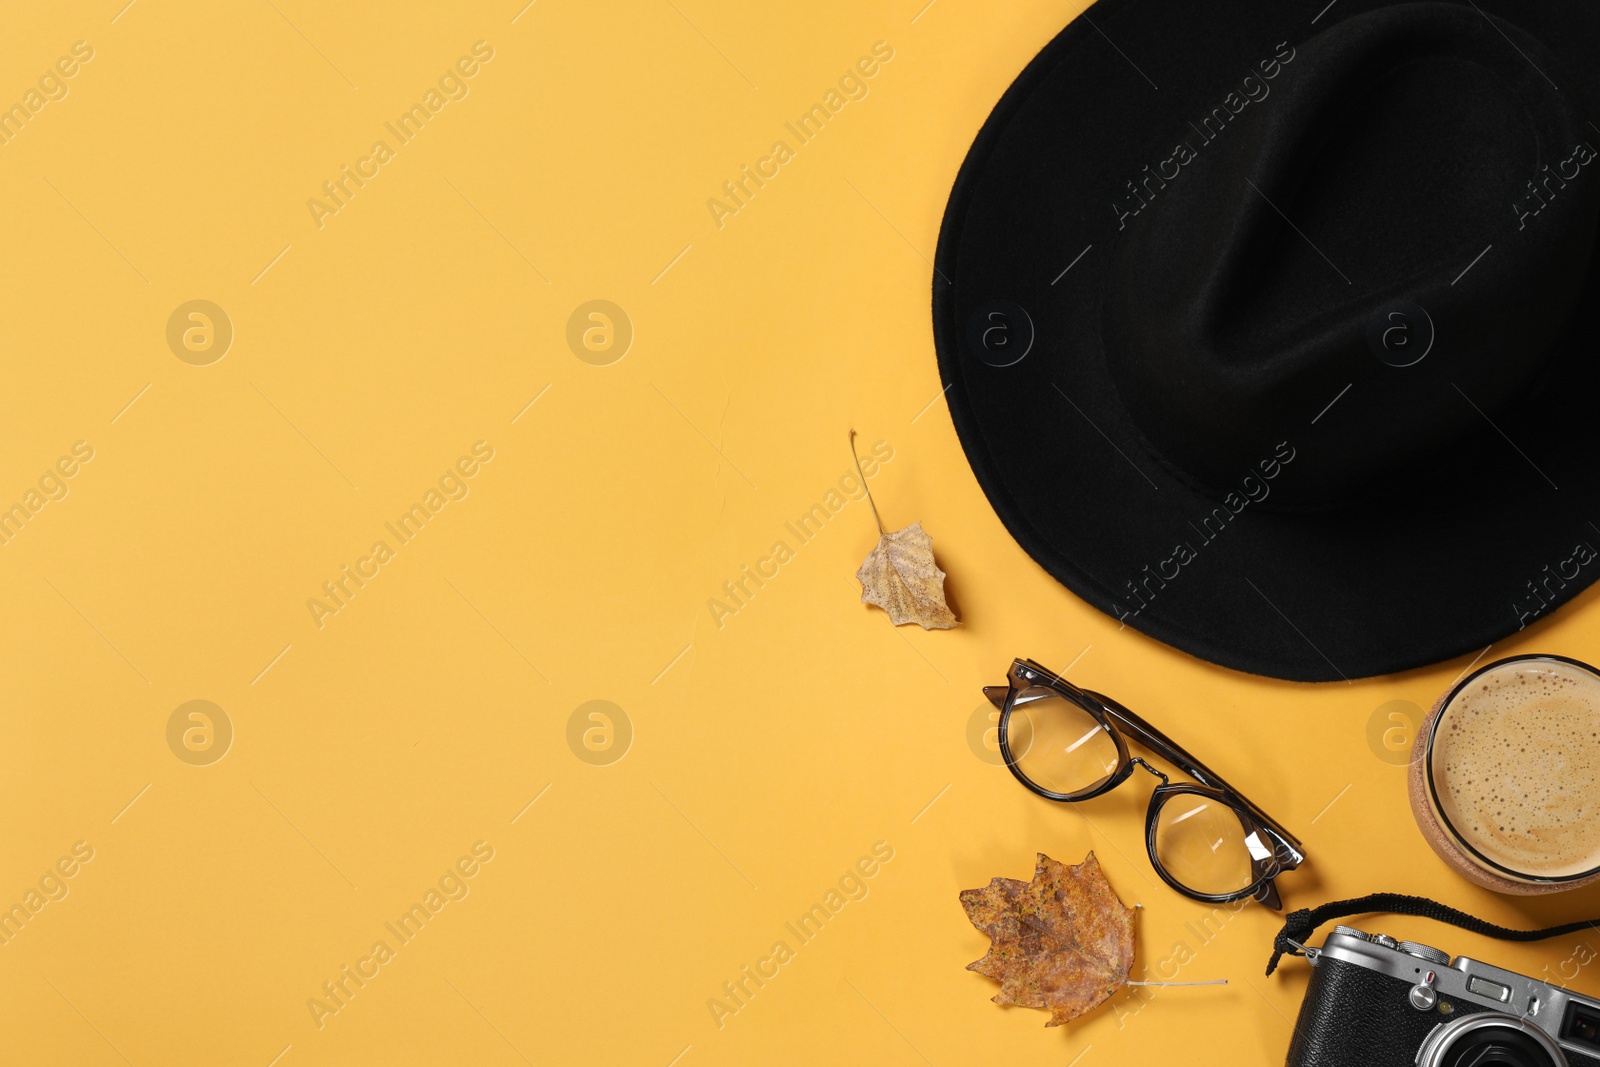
left=1399, top=941, right=1451, bottom=966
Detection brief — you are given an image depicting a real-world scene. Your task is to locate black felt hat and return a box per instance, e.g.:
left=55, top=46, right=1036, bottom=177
left=933, top=0, right=1600, bottom=681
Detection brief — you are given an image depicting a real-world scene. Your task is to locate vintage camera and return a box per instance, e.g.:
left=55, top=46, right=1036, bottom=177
left=1285, top=926, right=1600, bottom=1066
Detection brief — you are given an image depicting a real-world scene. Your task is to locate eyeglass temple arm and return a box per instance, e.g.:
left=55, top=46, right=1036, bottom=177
left=1081, top=687, right=1304, bottom=857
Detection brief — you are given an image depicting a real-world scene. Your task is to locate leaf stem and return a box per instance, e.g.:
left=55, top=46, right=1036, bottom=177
left=848, top=428, right=886, bottom=535
left=1125, top=979, right=1229, bottom=987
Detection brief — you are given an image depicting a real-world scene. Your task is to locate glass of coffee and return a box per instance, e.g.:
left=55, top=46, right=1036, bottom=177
left=1408, top=654, right=1600, bottom=894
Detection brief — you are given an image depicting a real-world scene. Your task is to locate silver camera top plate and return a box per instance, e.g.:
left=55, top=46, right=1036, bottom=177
left=1319, top=927, right=1599, bottom=1062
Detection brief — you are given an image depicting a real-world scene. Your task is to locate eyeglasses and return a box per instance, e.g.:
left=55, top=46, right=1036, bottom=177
left=984, top=658, right=1305, bottom=909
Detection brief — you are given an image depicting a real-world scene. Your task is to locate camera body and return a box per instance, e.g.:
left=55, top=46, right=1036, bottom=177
left=1286, top=926, right=1600, bottom=1067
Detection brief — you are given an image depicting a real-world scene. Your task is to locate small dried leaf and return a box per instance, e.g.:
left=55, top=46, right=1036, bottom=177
left=855, top=521, right=958, bottom=629
left=959, top=852, right=1135, bottom=1026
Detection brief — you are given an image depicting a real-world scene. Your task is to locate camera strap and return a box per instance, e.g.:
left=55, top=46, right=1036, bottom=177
left=1265, top=893, right=1600, bottom=975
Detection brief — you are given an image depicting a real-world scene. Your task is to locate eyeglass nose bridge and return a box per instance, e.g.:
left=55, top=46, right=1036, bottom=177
left=1129, top=756, right=1168, bottom=785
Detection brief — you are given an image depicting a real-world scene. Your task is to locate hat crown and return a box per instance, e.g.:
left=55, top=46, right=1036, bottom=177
left=1103, top=2, right=1599, bottom=507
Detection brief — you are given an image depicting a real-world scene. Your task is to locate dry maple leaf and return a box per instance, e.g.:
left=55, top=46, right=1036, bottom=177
left=849, top=430, right=958, bottom=629
left=960, top=852, right=1135, bottom=1026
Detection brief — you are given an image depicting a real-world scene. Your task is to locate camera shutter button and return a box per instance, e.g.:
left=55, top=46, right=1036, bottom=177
left=1409, top=970, right=1439, bottom=1011
left=1398, top=941, right=1451, bottom=966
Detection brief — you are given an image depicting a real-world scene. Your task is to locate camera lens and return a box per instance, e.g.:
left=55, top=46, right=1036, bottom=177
left=1417, top=1013, right=1567, bottom=1067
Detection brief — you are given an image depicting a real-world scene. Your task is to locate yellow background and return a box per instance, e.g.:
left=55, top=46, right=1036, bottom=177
left=5, top=1, right=1600, bottom=1064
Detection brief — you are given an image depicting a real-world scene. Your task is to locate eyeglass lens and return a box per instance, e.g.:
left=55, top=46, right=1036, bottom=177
left=1151, top=793, right=1255, bottom=896
left=1007, top=686, right=1118, bottom=796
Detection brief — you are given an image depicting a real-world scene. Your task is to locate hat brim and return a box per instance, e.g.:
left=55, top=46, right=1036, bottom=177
left=933, top=0, right=1600, bottom=681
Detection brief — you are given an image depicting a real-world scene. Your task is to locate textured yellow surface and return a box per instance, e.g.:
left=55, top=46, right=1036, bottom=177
left=5, top=2, right=1600, bottom=1064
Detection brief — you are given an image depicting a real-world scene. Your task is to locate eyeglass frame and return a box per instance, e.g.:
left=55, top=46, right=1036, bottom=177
left=983, top=658, right=1305, bottom=909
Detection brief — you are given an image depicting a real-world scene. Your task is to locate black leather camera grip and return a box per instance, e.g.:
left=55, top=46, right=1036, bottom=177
left=1284, top=954, right=1490, bottom=1066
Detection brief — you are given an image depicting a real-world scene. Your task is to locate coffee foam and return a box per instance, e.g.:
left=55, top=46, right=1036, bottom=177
left=1432, top=658, right=1600, bottom=879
